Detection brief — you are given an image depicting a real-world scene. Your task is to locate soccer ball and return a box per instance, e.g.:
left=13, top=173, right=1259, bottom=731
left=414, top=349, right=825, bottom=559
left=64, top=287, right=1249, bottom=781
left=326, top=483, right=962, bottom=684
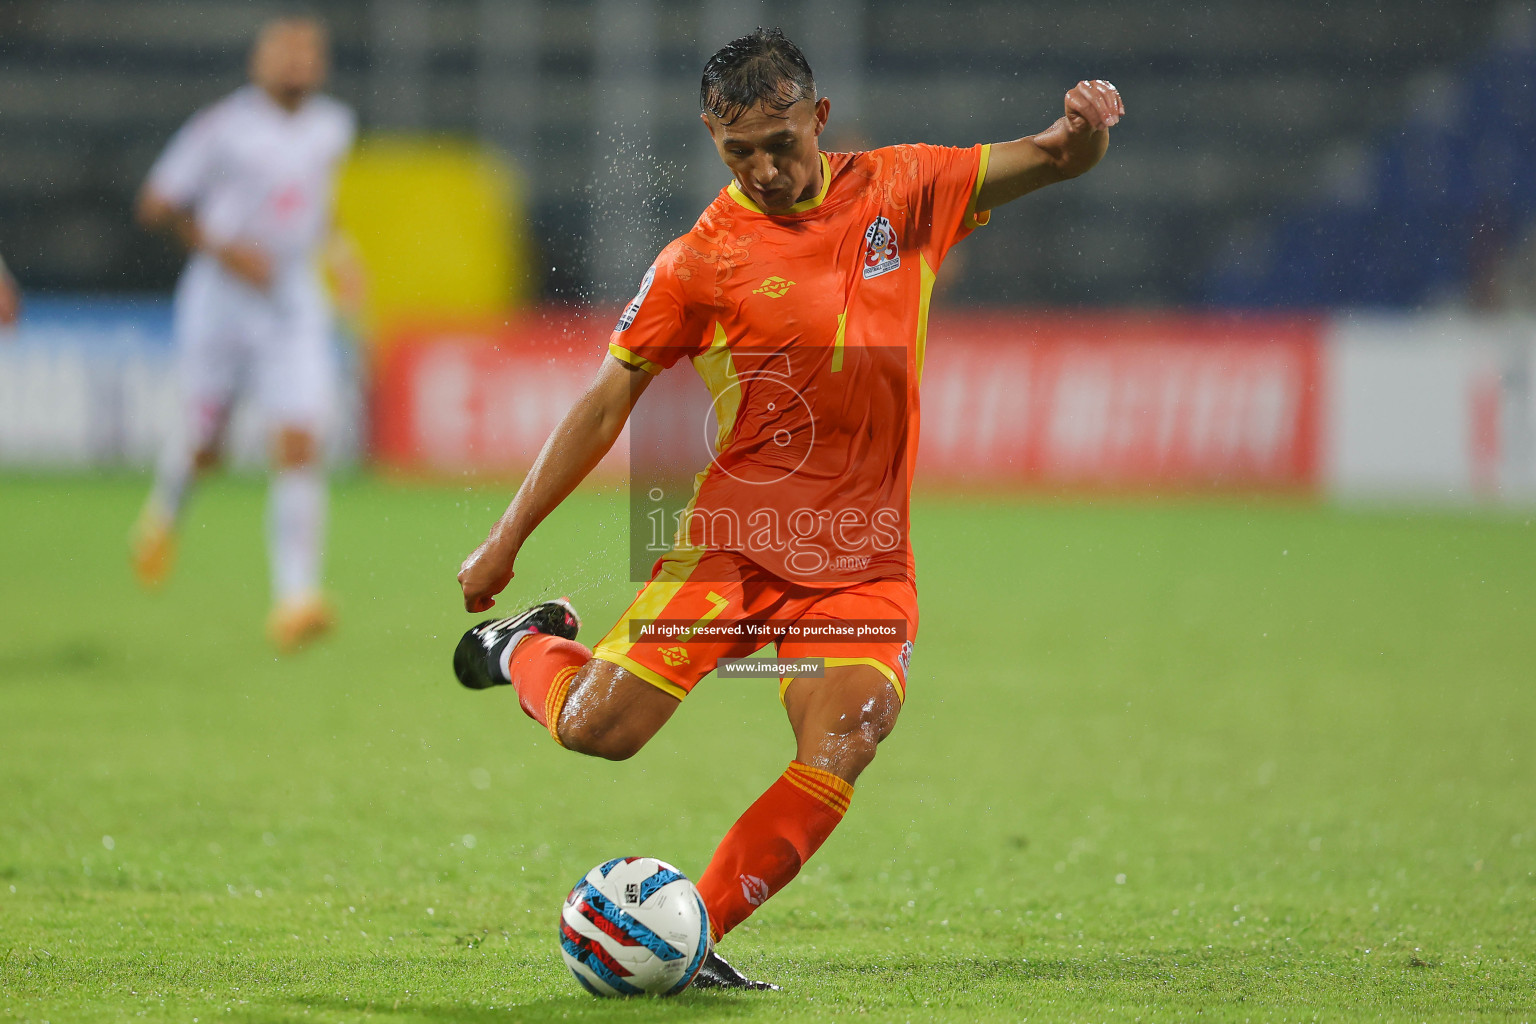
left=558, top=856, right=711, bottom=997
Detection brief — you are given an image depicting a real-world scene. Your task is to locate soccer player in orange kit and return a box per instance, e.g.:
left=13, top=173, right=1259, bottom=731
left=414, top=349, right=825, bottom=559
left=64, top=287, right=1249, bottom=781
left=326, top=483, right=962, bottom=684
left=454, top=29, right=1123, bottom=989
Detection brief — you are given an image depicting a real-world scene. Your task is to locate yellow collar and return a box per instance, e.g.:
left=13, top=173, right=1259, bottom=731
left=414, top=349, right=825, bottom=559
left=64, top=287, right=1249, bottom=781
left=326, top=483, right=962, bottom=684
left=727, top=152, right=832, bottom=215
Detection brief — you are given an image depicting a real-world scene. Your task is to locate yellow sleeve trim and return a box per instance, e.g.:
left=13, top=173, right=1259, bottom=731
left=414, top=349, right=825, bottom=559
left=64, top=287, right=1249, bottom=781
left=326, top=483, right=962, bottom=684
left=915, top=254, right=937, bottom=383
left=608, top=342, right=663, bottom=375
left=963, top=143, right=993, bottom=231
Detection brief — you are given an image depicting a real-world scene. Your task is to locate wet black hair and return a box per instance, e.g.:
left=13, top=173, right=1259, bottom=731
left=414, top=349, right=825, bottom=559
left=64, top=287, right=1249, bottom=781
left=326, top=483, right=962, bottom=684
left=700, top=28, right=816, bottom=126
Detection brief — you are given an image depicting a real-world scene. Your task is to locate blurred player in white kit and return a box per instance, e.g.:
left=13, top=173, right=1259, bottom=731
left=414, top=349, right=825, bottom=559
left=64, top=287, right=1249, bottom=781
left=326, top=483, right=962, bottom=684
left=131, top=14, right=356, bottom=651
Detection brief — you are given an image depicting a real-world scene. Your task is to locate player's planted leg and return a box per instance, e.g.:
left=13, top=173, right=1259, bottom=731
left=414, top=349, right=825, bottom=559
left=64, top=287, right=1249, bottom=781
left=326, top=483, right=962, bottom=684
left=267, top=425, right=334, bottom=650
left=693, top=664, right=900, bottom=984
left=691, top=950, right=781, bottom=991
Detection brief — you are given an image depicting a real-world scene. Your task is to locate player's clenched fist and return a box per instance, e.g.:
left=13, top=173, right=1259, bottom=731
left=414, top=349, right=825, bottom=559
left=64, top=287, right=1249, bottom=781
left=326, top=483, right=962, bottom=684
left=458, top=538, right=516, bottom=613
left=1010, top=78, right=1124, bottom=183
left=1064, top=79, right=1124, bottom=134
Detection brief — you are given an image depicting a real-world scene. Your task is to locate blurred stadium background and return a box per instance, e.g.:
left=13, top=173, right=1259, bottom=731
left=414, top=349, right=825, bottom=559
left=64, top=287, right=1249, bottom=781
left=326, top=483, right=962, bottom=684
left=2, top=0, right=1535, bottom=500
left=4, top=5, right=1536, bottom=1019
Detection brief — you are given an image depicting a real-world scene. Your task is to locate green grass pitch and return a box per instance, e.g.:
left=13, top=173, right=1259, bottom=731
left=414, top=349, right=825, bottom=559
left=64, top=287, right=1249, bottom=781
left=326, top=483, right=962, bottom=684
left=2, top=474, right=1533, bottom=1022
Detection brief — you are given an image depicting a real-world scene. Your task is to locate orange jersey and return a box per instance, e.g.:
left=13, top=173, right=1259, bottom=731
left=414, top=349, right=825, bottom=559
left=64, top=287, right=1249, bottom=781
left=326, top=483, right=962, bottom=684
left=611, top=144, right=991, bottom=585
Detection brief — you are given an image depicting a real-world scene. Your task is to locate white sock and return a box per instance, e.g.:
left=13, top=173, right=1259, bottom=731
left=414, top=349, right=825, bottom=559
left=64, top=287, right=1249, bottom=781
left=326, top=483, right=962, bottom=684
left=497, top=629, right=537, bottom=681
left=147, top=436, right=196, bottom=523
left=268, top=467, right=327, bottom=603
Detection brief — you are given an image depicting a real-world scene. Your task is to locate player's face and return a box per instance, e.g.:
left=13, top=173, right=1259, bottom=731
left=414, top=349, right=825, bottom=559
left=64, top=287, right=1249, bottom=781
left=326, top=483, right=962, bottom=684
left=704, top=96, right=831, bottom=213
left=250, top=20, right=329, bottom=109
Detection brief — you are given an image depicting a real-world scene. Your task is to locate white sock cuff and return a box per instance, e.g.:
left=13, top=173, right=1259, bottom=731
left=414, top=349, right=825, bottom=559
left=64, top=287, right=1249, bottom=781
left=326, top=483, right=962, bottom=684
left=269, top=467, right=327, bottom=603
left=497, top=629, right=537, bottom=682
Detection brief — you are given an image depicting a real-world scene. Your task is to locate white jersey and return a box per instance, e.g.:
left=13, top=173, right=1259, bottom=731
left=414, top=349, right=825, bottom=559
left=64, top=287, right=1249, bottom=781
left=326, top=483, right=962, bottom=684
left=146, top=85, right=355, bottom=269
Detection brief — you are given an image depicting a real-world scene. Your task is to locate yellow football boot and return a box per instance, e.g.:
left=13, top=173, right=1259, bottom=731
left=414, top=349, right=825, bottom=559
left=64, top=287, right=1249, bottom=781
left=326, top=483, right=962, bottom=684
left=267, top=593, right=336, bottom=653
left=130, top=507, right=176, bottom=588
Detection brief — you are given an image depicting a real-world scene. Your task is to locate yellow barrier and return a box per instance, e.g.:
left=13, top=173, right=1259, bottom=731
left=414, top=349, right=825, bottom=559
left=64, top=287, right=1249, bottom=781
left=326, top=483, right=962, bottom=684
left=334, top=135, right=531, bottom=345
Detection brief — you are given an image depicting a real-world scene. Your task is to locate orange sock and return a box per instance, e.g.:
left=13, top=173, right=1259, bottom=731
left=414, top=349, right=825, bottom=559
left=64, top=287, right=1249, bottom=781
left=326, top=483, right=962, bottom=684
left=695, top=761, right=853, bottom=941
left=506, top=633, right=591, bottom=743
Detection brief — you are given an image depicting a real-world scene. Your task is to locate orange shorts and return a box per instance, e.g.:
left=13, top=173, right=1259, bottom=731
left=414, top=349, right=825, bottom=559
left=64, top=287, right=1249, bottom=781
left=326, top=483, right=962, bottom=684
left=591, top=548, right=918, bottom=703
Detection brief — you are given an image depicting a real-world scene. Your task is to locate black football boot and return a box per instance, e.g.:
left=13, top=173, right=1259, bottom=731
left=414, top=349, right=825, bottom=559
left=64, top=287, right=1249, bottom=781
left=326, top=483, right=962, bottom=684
left=453, top=598, right=581, bottom=690
left=689, top=949, right=781, bottom=991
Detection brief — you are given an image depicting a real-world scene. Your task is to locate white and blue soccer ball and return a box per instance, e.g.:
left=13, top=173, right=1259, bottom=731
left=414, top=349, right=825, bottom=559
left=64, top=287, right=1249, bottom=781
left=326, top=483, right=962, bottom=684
left=558, top=856, right=711, bottom=997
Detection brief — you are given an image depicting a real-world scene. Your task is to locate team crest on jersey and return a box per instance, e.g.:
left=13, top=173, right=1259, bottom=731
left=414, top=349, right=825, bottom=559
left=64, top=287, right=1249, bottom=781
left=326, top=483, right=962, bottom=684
left=615, top=265, right=656, bottom=332
left=861, top=215, right=901, bottom=279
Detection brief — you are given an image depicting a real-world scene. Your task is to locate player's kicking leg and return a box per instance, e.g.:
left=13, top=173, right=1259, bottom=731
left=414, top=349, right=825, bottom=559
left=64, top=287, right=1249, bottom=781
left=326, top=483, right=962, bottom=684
left=454, top=601, right=680, bottom=756
left=266, top=423, right=334, bottom=651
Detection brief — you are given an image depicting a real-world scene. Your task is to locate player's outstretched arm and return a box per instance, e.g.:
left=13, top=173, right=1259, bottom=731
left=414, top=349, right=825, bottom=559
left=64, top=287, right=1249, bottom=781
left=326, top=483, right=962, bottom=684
left=457, top=356, right=654, bottom=612
left=974, top=79, right=1124, bottom=213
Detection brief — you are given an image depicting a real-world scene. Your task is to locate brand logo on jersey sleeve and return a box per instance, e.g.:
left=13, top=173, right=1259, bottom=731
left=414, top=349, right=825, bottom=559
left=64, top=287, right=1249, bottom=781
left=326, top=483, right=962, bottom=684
left=861, top=216, right=901, bottom=279
left=615, top=265, right=657, bottom=332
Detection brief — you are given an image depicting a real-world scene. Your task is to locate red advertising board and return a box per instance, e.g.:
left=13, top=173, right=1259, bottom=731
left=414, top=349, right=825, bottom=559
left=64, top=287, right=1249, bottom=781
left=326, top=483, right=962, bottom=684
left=372, top=313, right=619, bottom=474
left=372, top=310, right=1322, bottom=490
left=916, top=313, right=1322, bottom=488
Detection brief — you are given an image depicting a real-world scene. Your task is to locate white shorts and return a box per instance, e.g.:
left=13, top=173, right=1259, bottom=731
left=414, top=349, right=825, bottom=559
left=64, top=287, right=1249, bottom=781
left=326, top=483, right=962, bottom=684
left=173, top=255, right=336, bottom=445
